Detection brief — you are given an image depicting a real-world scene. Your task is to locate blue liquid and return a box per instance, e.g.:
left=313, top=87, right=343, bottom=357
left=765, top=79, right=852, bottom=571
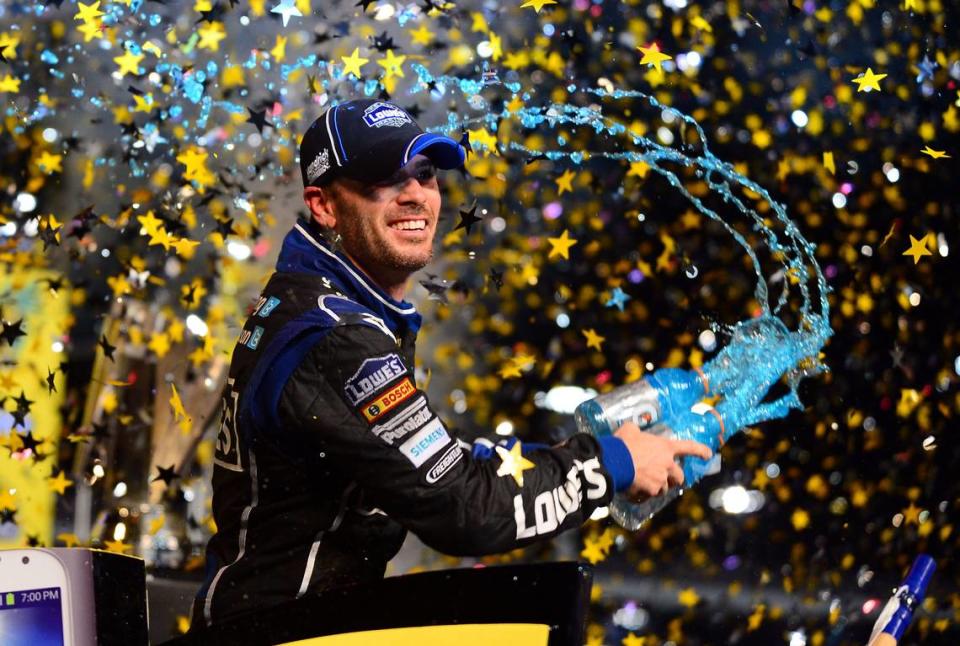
left=419, top=69, right=836, bottom=528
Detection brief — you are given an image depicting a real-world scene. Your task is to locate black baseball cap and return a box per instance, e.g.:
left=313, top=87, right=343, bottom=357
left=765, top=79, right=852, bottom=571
left=299, top=99, right=465, bottom=188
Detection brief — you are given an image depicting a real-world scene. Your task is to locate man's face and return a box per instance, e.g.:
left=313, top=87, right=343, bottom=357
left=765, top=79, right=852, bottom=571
left=327, top=154, right=441, bottom=281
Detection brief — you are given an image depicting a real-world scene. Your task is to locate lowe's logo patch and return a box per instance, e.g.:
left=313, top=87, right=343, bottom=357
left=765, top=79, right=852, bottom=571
left=344, top=353, right=407, bottom=406
left=362, top=102, right=412, bottom=129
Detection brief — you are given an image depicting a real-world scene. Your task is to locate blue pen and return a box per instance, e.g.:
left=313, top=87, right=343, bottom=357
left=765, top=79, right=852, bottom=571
left=867, top=555, right=936, bottom=646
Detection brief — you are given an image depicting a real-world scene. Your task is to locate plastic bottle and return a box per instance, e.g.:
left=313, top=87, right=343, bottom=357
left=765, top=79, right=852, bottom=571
left=574, top=367, right=721, bottom=530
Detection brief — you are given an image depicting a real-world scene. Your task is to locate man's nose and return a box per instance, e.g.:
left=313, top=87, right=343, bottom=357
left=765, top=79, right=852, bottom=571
left=396, top=175, right=429, bottom=205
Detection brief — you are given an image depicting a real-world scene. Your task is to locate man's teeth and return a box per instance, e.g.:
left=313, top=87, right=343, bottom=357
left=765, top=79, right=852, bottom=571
left=390, top=220, right=426, bottom=231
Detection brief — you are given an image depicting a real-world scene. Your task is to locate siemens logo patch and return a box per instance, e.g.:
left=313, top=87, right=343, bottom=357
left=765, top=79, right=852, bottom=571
left=398, top=417, right=450, bottom=467
left=372, top=397, right=430, bottom=446
left=425, top=443, right=463, bottom=484
left=344, top=353, right=407, bottom=406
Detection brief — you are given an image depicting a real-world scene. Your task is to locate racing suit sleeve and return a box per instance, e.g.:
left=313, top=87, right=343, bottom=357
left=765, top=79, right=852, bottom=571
left=276, top=323, right=635, bottom=557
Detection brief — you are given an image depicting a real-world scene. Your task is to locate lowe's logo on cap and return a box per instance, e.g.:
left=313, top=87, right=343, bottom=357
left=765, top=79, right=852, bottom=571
left=362, top=102, right=412, bottom=129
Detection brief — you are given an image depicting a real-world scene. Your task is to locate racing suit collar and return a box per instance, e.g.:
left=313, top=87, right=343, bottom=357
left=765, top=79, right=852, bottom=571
left=276, top=218, right=423, bottom=336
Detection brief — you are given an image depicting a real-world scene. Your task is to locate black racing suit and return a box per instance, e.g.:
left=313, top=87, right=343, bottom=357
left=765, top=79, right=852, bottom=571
left=191, top=218, right=635, bottom=629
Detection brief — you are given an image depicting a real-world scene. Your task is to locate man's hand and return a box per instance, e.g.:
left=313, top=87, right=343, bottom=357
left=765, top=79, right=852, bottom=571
left=613, top=421, right=713, bottom=501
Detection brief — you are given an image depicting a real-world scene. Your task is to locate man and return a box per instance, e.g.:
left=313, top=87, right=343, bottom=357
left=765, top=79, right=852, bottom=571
left=192, top=99, right=712, bottom=629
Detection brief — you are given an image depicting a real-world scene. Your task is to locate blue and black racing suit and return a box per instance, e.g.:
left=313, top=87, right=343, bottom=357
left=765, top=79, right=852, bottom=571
left=191, top=217, right=635, bottom=628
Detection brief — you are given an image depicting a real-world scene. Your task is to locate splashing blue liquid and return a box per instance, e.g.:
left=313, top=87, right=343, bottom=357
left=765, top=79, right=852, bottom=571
left=410, top=65, right=833, bottom=527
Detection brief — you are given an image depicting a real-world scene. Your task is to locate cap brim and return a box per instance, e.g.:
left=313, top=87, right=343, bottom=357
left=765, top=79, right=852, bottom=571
left=404, top=133, right=465, bottom=170
left=340, top=132, right=465, bottom=184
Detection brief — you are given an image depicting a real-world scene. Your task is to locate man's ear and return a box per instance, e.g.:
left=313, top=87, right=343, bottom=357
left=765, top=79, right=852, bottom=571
left=303, top=184, right=337, bottom=229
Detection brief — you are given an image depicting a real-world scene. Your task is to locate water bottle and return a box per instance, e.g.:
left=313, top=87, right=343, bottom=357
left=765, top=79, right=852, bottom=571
left=574, top=367, right=722, bottom=530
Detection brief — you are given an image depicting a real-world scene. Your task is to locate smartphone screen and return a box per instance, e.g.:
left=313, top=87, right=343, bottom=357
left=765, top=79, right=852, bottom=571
left=0, top=586, right=65, bottom=646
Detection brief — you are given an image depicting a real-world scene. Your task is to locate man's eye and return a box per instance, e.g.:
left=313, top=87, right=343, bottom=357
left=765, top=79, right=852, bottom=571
left=417, top=167, right=436, bottom=181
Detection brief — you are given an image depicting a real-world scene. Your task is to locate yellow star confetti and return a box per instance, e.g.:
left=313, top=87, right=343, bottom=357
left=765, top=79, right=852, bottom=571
left=495, top=441, right=536, bottom=487
left=555, top=169, right=575, bottom=194
left=851, top=67, right=887, bottom=92
left=920, top=146, right=950, bottom=159
left=376, top=49, right=406, bottom=80
left=148, top=331, right=171, bottom=358
left=902, top=502, right=922, bottom=525
left=637, top=43, right=672, bottom=73
left=581, top=537, right=608, bottom=564
left=520, top=0, right=557, bottom=13
left=57, top=533, right=81, bottom=548
left=0, top=74, right=21, bottom=93
left=409, top=24, right=433, bottom=46
left=897, top=388, right=922, bottom=417
left=36, top=151, right=63, bottom=174
left=902, top=234, right=932, bottom=264
left=823, top=151, right=835, bottom=175
left=176, top=145, right=216, bottom=191
left=74, top=0, right=105, bottom=23
left=547, top=229, right=578, bottom=260
left=103, top=539, right=133, bottom=554
left=136, top=210, right=164, bottom=234
left=169, top=383, right=192, bottom=432
left=341, top=47, right=369, bottom=79
left=48, top=471, right=74, bottom=495
left=270, top=35, right=287, bottom=62
left=746, top=603, right=766, bottom=631
left=580, top=527, right=615, bottom=564
left=197, top=22, right=227, bottom=52
left=582, top=328, right=605, bottom=352
left=113, top=49, right=144, bottom=77
left=0, top=489, right=17, bottom=511
left=627, top=160, right=650, bottom=179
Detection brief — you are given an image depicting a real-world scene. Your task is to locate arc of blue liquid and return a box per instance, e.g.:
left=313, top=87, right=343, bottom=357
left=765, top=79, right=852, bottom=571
left=410, top=64, right=833, bottom=424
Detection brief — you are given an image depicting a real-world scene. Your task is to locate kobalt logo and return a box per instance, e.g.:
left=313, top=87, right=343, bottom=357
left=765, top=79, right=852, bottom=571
left=425, top=444, right=463, bottom=484
left=344, top=353, right=406, bottom=406
left=513, top=457, right=607, bottom=539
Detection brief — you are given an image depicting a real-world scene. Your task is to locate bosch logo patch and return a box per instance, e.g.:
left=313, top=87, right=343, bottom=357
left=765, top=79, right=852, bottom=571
left=362, top=377, right=415, bottom=422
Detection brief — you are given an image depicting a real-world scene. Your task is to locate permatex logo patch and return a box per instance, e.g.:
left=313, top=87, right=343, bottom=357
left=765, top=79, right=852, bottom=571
left=344, top=353, right=407, bottom=406
left=362, top=377, right=416, bottom=422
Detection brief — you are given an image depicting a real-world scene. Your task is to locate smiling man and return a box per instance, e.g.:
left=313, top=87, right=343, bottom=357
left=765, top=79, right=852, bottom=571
left=191, top=99, right=711, bottom=629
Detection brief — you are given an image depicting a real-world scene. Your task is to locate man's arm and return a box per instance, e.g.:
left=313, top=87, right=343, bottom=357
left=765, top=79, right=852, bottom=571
left=274, top=323, right=636, bottom=556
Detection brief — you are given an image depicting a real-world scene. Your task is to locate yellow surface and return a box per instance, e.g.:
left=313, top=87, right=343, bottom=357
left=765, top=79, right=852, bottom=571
left=278, top=623, right=550, bottom=646
left=0, top=268, right=69, bottom=546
